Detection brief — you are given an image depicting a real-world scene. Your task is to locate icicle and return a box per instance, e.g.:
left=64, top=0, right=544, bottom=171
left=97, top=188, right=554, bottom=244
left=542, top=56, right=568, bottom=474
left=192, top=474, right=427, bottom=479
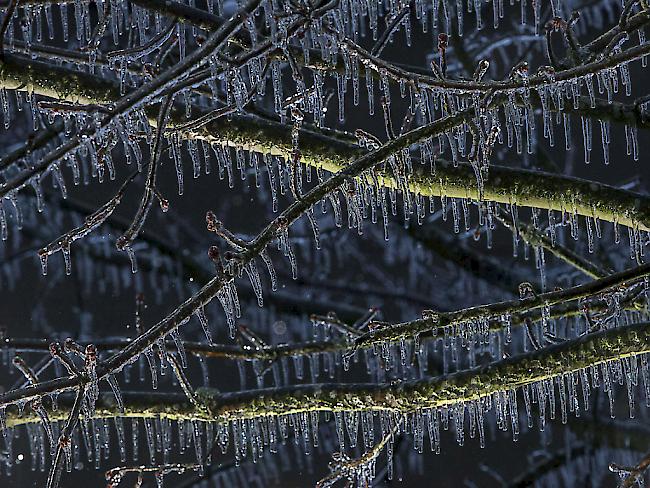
left=625, top=124, right=639, bottom=161
left=61, top=241, right=72, bottom=276
left=261, top=249, right=277, bottom=291
left=84, top=344, right=99, bottom=415
left=131, top=417, right=140, bottom=462
left=581, top=116, right=591, bottom=164
left=585, top=74, right=595, bottom=108
left=114, top=416, right=127, bottom=463
left=192, top=421, right=204, bottom=475
left=366, top=66, right=375, bottom=115
left=0, top=88, right=10, bottom=129
left=0, top=202, right=7, bottom=241
left=32, top=399, right=55, bottom=455
left=106, top=374, right=124, bottom=413
left=144, top=348, right=158, bottom=390
left=600, top=119, right=610, bottom=165
left=244, top=261, right=264, bottom=307
left=144, top=418, right=156, bottom=464
left=170, top=134, right=184, bottom=195
left=170, top=329, right=187, bottom=369
left=194, top=306, right=212, bottom=344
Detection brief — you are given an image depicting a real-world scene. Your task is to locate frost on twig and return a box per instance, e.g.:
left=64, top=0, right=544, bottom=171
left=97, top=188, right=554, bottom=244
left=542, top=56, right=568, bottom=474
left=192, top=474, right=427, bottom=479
left=38, top=172, right=138, bottom=275
left=316, top=421, right=401, bottom=487
left=105, top=463, right=202, bottom=488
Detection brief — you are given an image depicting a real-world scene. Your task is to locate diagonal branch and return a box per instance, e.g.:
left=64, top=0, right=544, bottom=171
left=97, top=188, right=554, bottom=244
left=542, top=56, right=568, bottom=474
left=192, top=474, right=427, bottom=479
left=496, top=214, right=611, bottom=280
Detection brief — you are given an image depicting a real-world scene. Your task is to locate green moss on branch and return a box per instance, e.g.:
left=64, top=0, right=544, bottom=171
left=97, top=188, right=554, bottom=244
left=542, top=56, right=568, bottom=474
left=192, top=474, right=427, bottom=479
left=7, top=323, right=649, bottom=427
left=1, top=54, right=649, bottom=230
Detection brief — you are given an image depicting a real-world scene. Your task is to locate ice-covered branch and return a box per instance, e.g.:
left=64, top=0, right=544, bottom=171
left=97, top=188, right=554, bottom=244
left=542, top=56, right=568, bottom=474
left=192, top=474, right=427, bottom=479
left=3, top=391, right=201, bottom=428
left=2, top=52, right=649, bottom=232
left=353, top=262, right=650, bottom=348
left=38, top=172, right=138, bottom=275
left=316, top=420, right=400, bottom=487
left=105, top=463, right=202, bottom=488
left=610, top=451, right=650, bottom=488
left=336, top=30, right=650, bottom=94
left=0, top=102, right=475, bottom=409
left=5, top=322, right=650, bottom=427
left=496, top=214, right=611, bottom=279
left=2, top=256, right=647, bottom=373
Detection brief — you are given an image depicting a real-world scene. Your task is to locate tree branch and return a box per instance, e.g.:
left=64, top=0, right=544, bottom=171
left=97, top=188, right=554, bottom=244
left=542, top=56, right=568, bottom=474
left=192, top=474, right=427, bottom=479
left=354, top=263, right=650, bottom=348
left=2, top=52, right=648, bottom=230
left=5, top=322, right=650, bottom=427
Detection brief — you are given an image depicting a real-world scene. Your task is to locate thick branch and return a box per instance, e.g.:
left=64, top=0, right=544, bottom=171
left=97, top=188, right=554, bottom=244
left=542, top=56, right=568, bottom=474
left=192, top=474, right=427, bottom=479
left=5, top=322, right=650, bottom=426
left=198, top=321, right=650, bottom=420
left=2, top=53, right=649, bottom=231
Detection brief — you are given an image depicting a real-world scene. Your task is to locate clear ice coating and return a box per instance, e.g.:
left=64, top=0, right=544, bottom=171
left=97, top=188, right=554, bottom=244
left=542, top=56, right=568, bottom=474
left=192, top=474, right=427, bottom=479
left=0, top=0, right=649, bottom=486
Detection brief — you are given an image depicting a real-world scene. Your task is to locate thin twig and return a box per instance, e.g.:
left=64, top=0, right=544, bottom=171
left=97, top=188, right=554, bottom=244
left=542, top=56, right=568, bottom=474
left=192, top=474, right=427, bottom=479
left=116, top=96, right=173, bottom=257
left=610, top=452, right=650, bottom=488
left=496, top=214, right=611, bottom=280
left=46, top=386, right=85, bottom=488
